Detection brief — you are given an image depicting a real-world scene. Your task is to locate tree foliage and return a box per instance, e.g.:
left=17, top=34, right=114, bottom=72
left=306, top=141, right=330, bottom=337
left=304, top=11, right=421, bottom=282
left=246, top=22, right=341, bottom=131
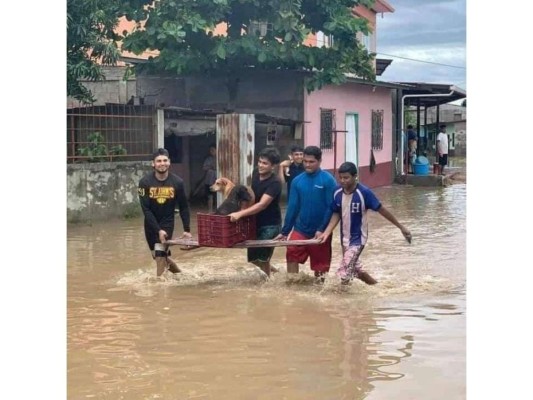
left=122, top=0, right=377, bottom=94
left=67, top=0, right=137, bottom=103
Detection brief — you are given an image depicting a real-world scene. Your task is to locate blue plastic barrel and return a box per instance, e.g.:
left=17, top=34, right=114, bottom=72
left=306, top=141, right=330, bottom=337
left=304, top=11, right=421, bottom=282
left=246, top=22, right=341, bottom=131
left=413, top=163, right=429, bottom=175
left=413, top=156, right=429, bottom=175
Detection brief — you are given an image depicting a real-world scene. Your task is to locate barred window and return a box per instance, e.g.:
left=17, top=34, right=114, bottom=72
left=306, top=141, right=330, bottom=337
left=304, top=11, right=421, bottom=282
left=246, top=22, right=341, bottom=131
left=371, top=109, right=384, bottom=150
left=320, top=108, right=335, bottom=150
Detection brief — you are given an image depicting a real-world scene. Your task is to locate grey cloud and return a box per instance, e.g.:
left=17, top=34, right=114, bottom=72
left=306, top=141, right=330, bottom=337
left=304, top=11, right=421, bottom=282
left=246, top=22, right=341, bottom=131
left=376, top=0, right=466, bottom=88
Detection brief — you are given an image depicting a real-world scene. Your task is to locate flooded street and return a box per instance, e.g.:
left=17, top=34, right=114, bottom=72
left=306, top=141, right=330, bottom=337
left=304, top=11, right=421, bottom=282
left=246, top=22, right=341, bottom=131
left=68, top=180, right=466, bottom=399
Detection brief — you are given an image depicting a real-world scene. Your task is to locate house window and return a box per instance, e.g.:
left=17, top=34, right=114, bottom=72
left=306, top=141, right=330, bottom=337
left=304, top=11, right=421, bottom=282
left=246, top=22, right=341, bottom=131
left=358, top=31, right=375, bottom=53
left=266, top=122, right=277, bottom=145
left=371, top=109, right=384, bottom=150
left=248, top=20, right=270, bottom=37
left=320, top=108, right=335, bottom=150
left=317, top=31, right=334, bottom=48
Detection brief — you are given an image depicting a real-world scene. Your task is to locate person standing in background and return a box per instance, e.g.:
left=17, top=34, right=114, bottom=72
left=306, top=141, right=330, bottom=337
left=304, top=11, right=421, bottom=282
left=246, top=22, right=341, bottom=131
left=436, top=125, right=449, bottom=175
left=202, top=144, right=217, bottom=212
left=407, top=125, right=417, bottom=173
left=278, top=145, right=305, bottom=200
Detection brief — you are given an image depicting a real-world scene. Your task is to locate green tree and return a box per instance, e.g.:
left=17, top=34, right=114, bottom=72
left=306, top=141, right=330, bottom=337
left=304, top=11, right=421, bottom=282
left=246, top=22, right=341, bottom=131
left=67, top=0, right=149, bottom=103
left=122, top=0, right=377, bottom=108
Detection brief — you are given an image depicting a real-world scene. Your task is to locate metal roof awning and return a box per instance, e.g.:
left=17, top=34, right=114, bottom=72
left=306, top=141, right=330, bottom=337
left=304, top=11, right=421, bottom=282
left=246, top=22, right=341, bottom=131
left=376, top=58, right=393, bottom=76
left=393, top=82, right=467, bottom=107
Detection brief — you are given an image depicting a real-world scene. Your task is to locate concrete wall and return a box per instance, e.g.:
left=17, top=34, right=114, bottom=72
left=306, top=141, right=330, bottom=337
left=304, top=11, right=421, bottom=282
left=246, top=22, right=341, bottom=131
left=67, top=161, right=152, bottom=223
left=67, top=66, right=137, bottom=106
left=454, top=121, right=467, bottom=156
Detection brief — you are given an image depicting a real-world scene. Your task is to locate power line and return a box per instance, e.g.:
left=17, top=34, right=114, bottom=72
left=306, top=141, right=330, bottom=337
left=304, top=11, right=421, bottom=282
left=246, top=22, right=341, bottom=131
left=376, top=52, right=466, bottom=69
left=311, top=36, right=466, bottom=69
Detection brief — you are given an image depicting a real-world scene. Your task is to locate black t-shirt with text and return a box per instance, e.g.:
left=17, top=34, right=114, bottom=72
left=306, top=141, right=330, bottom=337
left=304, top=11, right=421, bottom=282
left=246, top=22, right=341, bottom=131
left=138, top=172, right=191, bottom=235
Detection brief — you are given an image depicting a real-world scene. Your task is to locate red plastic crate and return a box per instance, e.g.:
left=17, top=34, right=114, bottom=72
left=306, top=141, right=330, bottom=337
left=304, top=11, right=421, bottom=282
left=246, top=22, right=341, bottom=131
left=197, top=213, right=256, bottom=247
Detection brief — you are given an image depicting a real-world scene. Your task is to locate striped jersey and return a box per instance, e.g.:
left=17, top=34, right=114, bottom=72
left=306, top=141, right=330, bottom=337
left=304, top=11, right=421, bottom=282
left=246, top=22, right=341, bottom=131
left=331, top=183, right=381, bottom=247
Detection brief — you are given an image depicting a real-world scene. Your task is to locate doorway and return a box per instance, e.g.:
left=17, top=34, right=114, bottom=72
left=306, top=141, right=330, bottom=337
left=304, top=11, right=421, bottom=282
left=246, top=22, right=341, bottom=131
left=345, top=113, right=359, bottom=169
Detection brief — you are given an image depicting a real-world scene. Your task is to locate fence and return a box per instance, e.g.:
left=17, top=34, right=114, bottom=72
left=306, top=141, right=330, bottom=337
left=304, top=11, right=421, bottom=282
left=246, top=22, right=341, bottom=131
left=67, top=102, right=157, bottom=163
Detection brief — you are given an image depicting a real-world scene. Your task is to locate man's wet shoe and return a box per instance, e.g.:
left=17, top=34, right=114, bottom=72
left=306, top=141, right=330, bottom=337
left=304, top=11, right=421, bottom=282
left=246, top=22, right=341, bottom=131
left=357, top=271, right=377, bottom=285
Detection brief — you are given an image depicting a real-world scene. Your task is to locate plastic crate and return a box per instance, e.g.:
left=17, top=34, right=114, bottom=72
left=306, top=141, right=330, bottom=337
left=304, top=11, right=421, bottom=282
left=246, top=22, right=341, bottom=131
left=197, top=213, right=256, bottom=247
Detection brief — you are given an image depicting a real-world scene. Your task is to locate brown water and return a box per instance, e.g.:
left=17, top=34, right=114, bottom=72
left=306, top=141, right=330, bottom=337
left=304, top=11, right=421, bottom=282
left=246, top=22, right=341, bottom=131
left=68, top=181, right=466, bottom=400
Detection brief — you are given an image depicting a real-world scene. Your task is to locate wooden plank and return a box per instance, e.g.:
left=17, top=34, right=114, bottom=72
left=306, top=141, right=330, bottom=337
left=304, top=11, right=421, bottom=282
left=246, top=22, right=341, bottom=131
left=165, top=238, right=321, bottom=248
left=166, top=239, right=199, bottom=246
left=232, top=239, right=321, bottom=248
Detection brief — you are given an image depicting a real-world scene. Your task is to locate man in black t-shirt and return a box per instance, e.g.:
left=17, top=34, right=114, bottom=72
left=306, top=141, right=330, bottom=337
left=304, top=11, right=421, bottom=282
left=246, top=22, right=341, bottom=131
left=138, top=148, right=192, bottom=276
left=278, top=145, right=305, bottom=200
left=229, top=147, right=282, bottom=277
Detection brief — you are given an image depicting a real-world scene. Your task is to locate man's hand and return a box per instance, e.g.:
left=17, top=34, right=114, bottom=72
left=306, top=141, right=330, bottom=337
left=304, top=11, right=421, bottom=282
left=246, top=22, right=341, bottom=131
left=274, top=233, right=288, bottom=241
left=229, top=212, right=242, bottom=222
left=180, top=232, right=192, bottom=239
left=158, top=230, right=168, bottom=243
left=316, top=231, right=330, bottom=244
left=401, top=228, right=412, bottom=244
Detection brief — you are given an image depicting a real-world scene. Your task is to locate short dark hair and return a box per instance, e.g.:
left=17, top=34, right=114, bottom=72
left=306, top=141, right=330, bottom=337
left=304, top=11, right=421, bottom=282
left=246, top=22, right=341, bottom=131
left=209, top=143, right=216, bottom=149
left=291, top=145, right=304, bottom=153
left=439, top=124, right=446, bottom=129
left=407, top=124, right=413, bottom=129
left=258, top=147, right=281, bottom=165
left=338, top=162, right=358, bottom=176
left=152, top=148, right=169, bottom=160
left=303, top=145, right=322, bottom=161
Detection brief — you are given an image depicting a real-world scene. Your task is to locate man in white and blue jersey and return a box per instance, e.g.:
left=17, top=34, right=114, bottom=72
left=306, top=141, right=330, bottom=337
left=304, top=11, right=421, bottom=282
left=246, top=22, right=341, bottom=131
left=318, top=162, right=412, bottom=285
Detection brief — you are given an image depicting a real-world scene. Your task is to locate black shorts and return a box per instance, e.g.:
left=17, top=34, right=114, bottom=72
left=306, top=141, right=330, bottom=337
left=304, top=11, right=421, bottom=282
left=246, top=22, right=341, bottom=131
left=438, top=154, right=448, bottom=166
left=145, top=226, right=174, bottom=251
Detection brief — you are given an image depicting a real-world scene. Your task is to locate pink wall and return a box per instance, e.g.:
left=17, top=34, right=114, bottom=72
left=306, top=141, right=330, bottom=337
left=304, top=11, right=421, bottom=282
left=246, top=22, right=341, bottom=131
left=303, top=82, right=393, bottom=172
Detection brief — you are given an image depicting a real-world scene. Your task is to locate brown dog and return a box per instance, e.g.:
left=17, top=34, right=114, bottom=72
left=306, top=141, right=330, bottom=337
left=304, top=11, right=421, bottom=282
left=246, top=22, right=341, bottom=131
left=210, top=177, right=255, bottom=214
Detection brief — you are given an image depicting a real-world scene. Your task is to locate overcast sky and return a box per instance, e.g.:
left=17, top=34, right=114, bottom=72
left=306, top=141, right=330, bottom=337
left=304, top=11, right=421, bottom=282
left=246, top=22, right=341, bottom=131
left=375, top=0, right=466, bottom=91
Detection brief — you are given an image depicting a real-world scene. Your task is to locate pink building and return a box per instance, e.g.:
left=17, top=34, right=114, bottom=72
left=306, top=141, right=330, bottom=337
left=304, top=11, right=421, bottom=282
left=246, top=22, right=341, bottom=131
left=303, top=79, right=396, bottom=187
left=300, top=0, right=396, bottom=187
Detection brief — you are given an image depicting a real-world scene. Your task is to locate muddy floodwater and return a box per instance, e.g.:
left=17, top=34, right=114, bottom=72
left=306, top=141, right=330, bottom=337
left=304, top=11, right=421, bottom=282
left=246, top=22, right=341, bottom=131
left=68, top=179, right=466, bottom=399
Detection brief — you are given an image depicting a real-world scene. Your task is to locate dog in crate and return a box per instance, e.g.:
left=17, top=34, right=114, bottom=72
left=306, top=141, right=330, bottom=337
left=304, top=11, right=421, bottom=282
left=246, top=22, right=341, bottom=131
left=210, top=177, right=255, bottom=215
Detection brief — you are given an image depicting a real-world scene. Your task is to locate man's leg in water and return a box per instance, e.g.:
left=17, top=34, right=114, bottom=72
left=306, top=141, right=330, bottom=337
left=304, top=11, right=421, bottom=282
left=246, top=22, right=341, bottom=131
left=286, top=231, right=311, bottom=274
left=167, top=256, right=181, bottom=273
left=154, top=243, right=180, bottom=276
left=251, top=260, right=271, bottom=277
left=248, top=225, right=280, bottom=277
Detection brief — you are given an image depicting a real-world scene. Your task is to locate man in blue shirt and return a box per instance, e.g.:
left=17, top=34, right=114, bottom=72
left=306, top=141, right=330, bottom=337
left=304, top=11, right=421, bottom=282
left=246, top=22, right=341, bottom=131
left=318, top=162, right=412, bottom=285
left=275, top=146, right=337, bottom=283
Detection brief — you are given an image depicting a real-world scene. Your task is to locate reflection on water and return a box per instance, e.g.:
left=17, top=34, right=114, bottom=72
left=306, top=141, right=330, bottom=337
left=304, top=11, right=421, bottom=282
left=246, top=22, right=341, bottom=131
left=68, top=180, right=466, bottom=399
